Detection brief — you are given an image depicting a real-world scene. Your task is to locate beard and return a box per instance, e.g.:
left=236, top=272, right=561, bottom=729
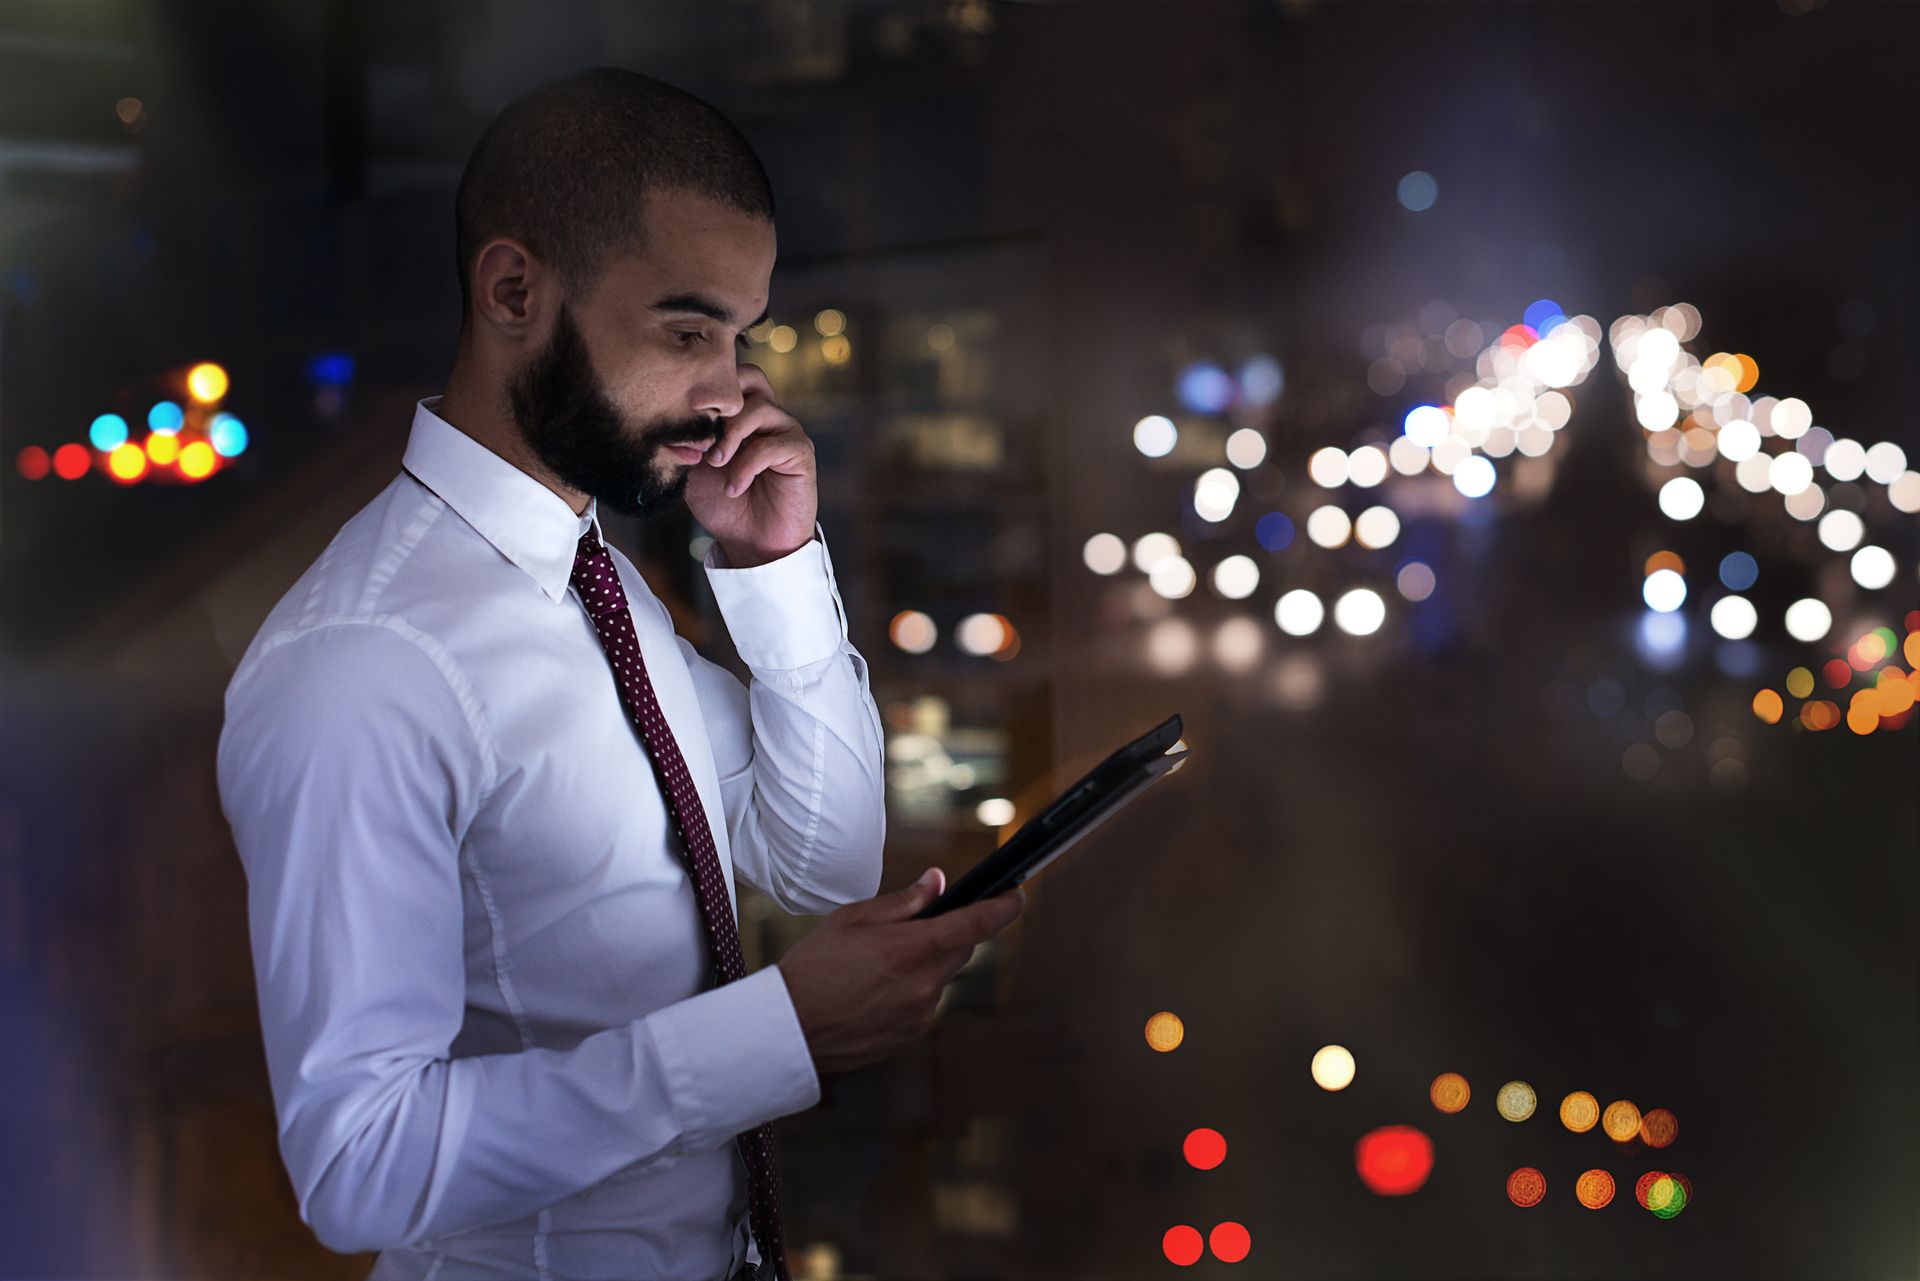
left=507, top=300, right=719, bottom=519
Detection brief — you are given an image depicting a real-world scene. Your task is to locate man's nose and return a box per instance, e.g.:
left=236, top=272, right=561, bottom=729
left=692, top=364, right=745, bottom=421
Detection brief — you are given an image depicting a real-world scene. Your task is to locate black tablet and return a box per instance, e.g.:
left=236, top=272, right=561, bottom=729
left=911, top=713, right=1189, bottom=919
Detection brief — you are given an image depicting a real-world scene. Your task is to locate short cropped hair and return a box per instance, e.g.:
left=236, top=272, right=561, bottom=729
left=453, top=67, right=774, bottom=318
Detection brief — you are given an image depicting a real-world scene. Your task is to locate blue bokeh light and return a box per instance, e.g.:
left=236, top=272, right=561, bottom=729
left=210, top=412, right=249, bottom=457
left=1255, top=511, right=1295, bottom=552
left=147, top=400, right=184, bottom=433
left=1397, top=170, right=1438, bottom=212
left=89, top=413, right=129, bottom=452
left=1177, top=362, right=1236, bottom=415
left=308, top=351, right=356, bottom=387
left=1637, top=610, right=1688, bottom=671
left=1523, top=298, right=1566, bottom=334
left=1718, top=551, right=1758, bottom=591
left=1237, top=354, right=1284, bottom=408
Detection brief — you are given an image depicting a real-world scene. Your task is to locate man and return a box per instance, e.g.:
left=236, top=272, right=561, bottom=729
left=216, top=67, right=1024, bottom=1281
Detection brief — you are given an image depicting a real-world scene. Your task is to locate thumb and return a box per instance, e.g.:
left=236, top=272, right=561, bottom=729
left=864, top=866, right=946, bottom=922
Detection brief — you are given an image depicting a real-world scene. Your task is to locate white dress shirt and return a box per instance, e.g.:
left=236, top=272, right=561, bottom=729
left=216, top=396, right=886, bottom=1280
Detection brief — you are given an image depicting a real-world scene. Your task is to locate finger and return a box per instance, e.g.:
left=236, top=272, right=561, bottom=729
left=721, top=426, right=812, bottom=497
left=922, top=885, right=1025, bottom=951
left=852, top=866, right=946, bottom=924
left=705, top=396, right=780, bottom=468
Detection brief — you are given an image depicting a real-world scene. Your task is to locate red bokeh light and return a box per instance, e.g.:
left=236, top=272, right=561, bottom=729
left=1634, top=1170, right=1665, bottom=1209
left=1824, top=658, right=1853, bottom=689
left=1209, top=1221, right=1251, bottom=1263
left=15, top=445, right=50, bottom=480
left=1355, top=1124, right=1433, bottom=1196
left=52, top=443, right=91, bottom=480
left=1162, top=1224, right=1203, bottom=1266
left=1507, top=1166, right=1546, bottom=1208
left=1183, top=1127, right=1227, bottom=1171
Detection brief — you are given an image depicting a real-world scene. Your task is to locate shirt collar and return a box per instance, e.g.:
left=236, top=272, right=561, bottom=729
left=401, top=395, right=603, bottom=604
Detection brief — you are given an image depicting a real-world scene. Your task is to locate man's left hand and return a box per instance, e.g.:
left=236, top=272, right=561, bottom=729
left=683, top=363, right=818, bottom=567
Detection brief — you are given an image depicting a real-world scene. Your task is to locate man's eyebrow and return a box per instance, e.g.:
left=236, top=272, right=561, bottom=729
left=648, top=292, right=771, bottom=330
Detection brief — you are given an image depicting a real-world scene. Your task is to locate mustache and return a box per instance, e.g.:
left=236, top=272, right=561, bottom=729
left=646, top=417, right=722, bottom=447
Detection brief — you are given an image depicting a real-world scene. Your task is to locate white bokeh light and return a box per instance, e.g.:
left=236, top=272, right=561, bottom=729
left=1225, top=428, right=1268, bottom=469
left=1769, top=452, right=1815, bottom=496
left=1083, top=532, right=1126, bottom=575
left=1274, top=589, right=1325, bottom=636
left=1212, top=554, right=1260, bottom=600
left=1453, top=454, right=1496, bottom=499
left=1133, top=414, right=1176, bottom=458
left=1865, top=442, right=1908, bottom=485
left=1784, top=597, right=1832, bottom=643
left=1193, top=467, right=1240, bottom=522
left=1306, top=505, right=1352, bottom=548
left=1709, top=595, right=1757, bottom=641
left=1308, top=447, right=1350, bottom=488
left=1658, top=476, right=1705, bottom=520
left=1354, top=505, right=1401, bottom=549
left=1716, top=418, right=1761, bottom=462
left=1333, top=588, right=1386, bottom=636
left=1817, top=509, right=1864, bottom=553
left=1347, top=445, right=1390, bottom=488
left=1403, top=405, right=1451, bottom=448
left=1643, top=568, right=1687, bottom=613
left=1822, top=438, right=1866, bottom=481
left=1148, top=554, right=1197, bottom=599
left=1850, top=545, right=1896, bottom=590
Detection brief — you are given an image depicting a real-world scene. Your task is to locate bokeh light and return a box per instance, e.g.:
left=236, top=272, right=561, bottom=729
left=1162, top=1225, right=1204, bottom=1267
left=1639, top=1107, right=1678, bottom=1148
left=88, top=413, right=129, bottom=451
left=1495, top=1080, right=1536, bottom=1122
left=1208, top=1222, right=1251, bottom=1264
left=1212, top=555, right=1260, bottom=600
left=1225, top=428, right=1267, bottom=469
left=1132, top=532, right=1181, bottom=573
left=186, top=361, right=229, bottom=403
left=1642, top=569, right=1686, bottom=613
left=1354, top=1125, right=1433, bottom=1195
left=1718, top=551, right=1759, bottom=591
left=1710, top=595, right=1757, bottom=641
left=147, top=400, right=184, bottom=433
left=208, top=412, right=249, bottom=457
left=1131, top=415, right=1175, bottom=459
left=889, top=610, right=937, bottom=654
left=1311, top=1044, right=1355, bottom=1091
left=1576, top=1169, right=1616, bottom=1210
left=1183, top=1128, right=1226, bottom=1170
left=1144, top=1011, right=1185, bottom=1052
left=1507, top=1167, right=1546, bottom=1208
left=1396, top=170, right=1438, bottom=211
left=1333, top=588, right=1386, bottom=636
left=1083, top=533, right=1126, bottom=575
left=1601, top=1099, right=1642, bottom=1142
left=1429, top=1072, right=1470, bottom=1114
left=1305, top=505, right=1352, bottom=549
left=53, top=443, right=91, bottom=479
left=1658, top=476, right=1704, bottom=520
left=975, top=797, right=1014, bottom=826
left=1784, top=598, right=1832, bottom=643
left=1559, top=1090, right=1599, bottom=1133
left=1396, top=561, right=1436, bottom=601
left=1275, top=590, right=1325, bottom=637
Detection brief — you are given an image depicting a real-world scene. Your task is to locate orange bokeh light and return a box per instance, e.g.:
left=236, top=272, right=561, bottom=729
left=1144, top=1011, right=1184, bottom=1052
left=1601, top=1100, right=1641, bottom=1142
left=1576, top=1169, right=1616, bottom=1209
left=1643, top=550, right=1685, bottom=577
left=1639, top=1108, right=1678, bottom=1148
left=1429, top=1073, right=1470, bottom=1114
left=1799, top=700, right=1839, bottom=731
left=1846, top=691, right=1878, bottom=735
left=1507, top=1166, right=1546, bottom=1208
left=1874, top=669, right=1915, bottom=717
left=1751, top=689, right=1783, bottom=724
left=1559, top=1090, right=1599, bottom=1133
left=1905, top=631, right=1920, bottom=669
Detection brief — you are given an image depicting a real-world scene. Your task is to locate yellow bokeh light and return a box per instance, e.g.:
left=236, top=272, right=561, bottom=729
left=186, top=361, right=229, bottom=403
left=107, top=442, right=148, bottom=481
left=1752, top=689, right=1783, bottom=724
left=1496, top=1080, right=1537, bottom=1122
left=145, top=432, right=181, bottom=465
left=1559, top=1090, right=1599, bottom=1133
left=1311, top=1044, right=1355, bottom=1091
left=927, top=323, right=956, bottom=352
left=813, top=308, right=846, bottom=337
left=178, top=440, right=217, bottom=478
left=1144, top=1011, right=1184, bottom=1053
left=1429, top=1072, right=1470, bottom=1114
left=1601, top=1099, right=1641, bottom=1142
left=1785, top=666, right=1814, bottom=699
left=821, top=334, right=852, bottom=365
left=768, top=325, right=798, bottom=354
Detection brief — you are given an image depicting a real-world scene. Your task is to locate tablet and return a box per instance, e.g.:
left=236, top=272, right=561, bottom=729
left=911, top=713, right=1189, bottom=919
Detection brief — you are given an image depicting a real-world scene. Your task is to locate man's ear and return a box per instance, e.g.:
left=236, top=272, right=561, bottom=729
left=468, top=236, right=548, bottom=341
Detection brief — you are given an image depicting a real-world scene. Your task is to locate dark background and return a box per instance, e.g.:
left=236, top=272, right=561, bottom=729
left=1, top=1, right=1915, bottom=1278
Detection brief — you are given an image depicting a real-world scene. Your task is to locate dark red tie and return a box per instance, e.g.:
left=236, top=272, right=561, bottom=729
left=570, top=527, right=790, bottom=1281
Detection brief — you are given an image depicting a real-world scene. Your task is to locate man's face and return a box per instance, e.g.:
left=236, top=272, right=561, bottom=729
left=506, top=187, right=776, bottom=519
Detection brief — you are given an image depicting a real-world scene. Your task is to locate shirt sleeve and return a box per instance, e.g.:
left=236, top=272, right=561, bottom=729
left=216, top=620, right=820, bottom=1256
left=681, top=522, right=887, bottom=914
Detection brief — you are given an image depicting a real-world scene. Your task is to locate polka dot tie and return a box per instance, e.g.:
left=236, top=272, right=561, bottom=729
left=570, top=528, right=790, bottom=1281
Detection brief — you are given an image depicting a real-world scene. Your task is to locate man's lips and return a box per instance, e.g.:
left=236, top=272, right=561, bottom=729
left=664, top=439, right=715, bottom=463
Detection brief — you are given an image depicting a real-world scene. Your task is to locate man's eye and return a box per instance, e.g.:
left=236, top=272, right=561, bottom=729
left=673, top=331, right=706, bottom=346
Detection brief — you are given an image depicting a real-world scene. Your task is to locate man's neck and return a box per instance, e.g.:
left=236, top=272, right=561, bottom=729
left=440, top=354, right=591, bottom=517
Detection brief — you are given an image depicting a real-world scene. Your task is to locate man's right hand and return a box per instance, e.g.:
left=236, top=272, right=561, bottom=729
left=775, top=868, right=1026, bottom=1074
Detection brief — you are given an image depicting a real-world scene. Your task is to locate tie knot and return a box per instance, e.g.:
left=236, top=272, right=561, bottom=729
left=570, top=530, right=624, bottom=616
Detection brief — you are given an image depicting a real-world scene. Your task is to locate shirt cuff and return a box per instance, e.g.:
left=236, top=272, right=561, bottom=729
left=646, top=964, right=822, bottom=1152
left=703, top=522, right=848, bottom=670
